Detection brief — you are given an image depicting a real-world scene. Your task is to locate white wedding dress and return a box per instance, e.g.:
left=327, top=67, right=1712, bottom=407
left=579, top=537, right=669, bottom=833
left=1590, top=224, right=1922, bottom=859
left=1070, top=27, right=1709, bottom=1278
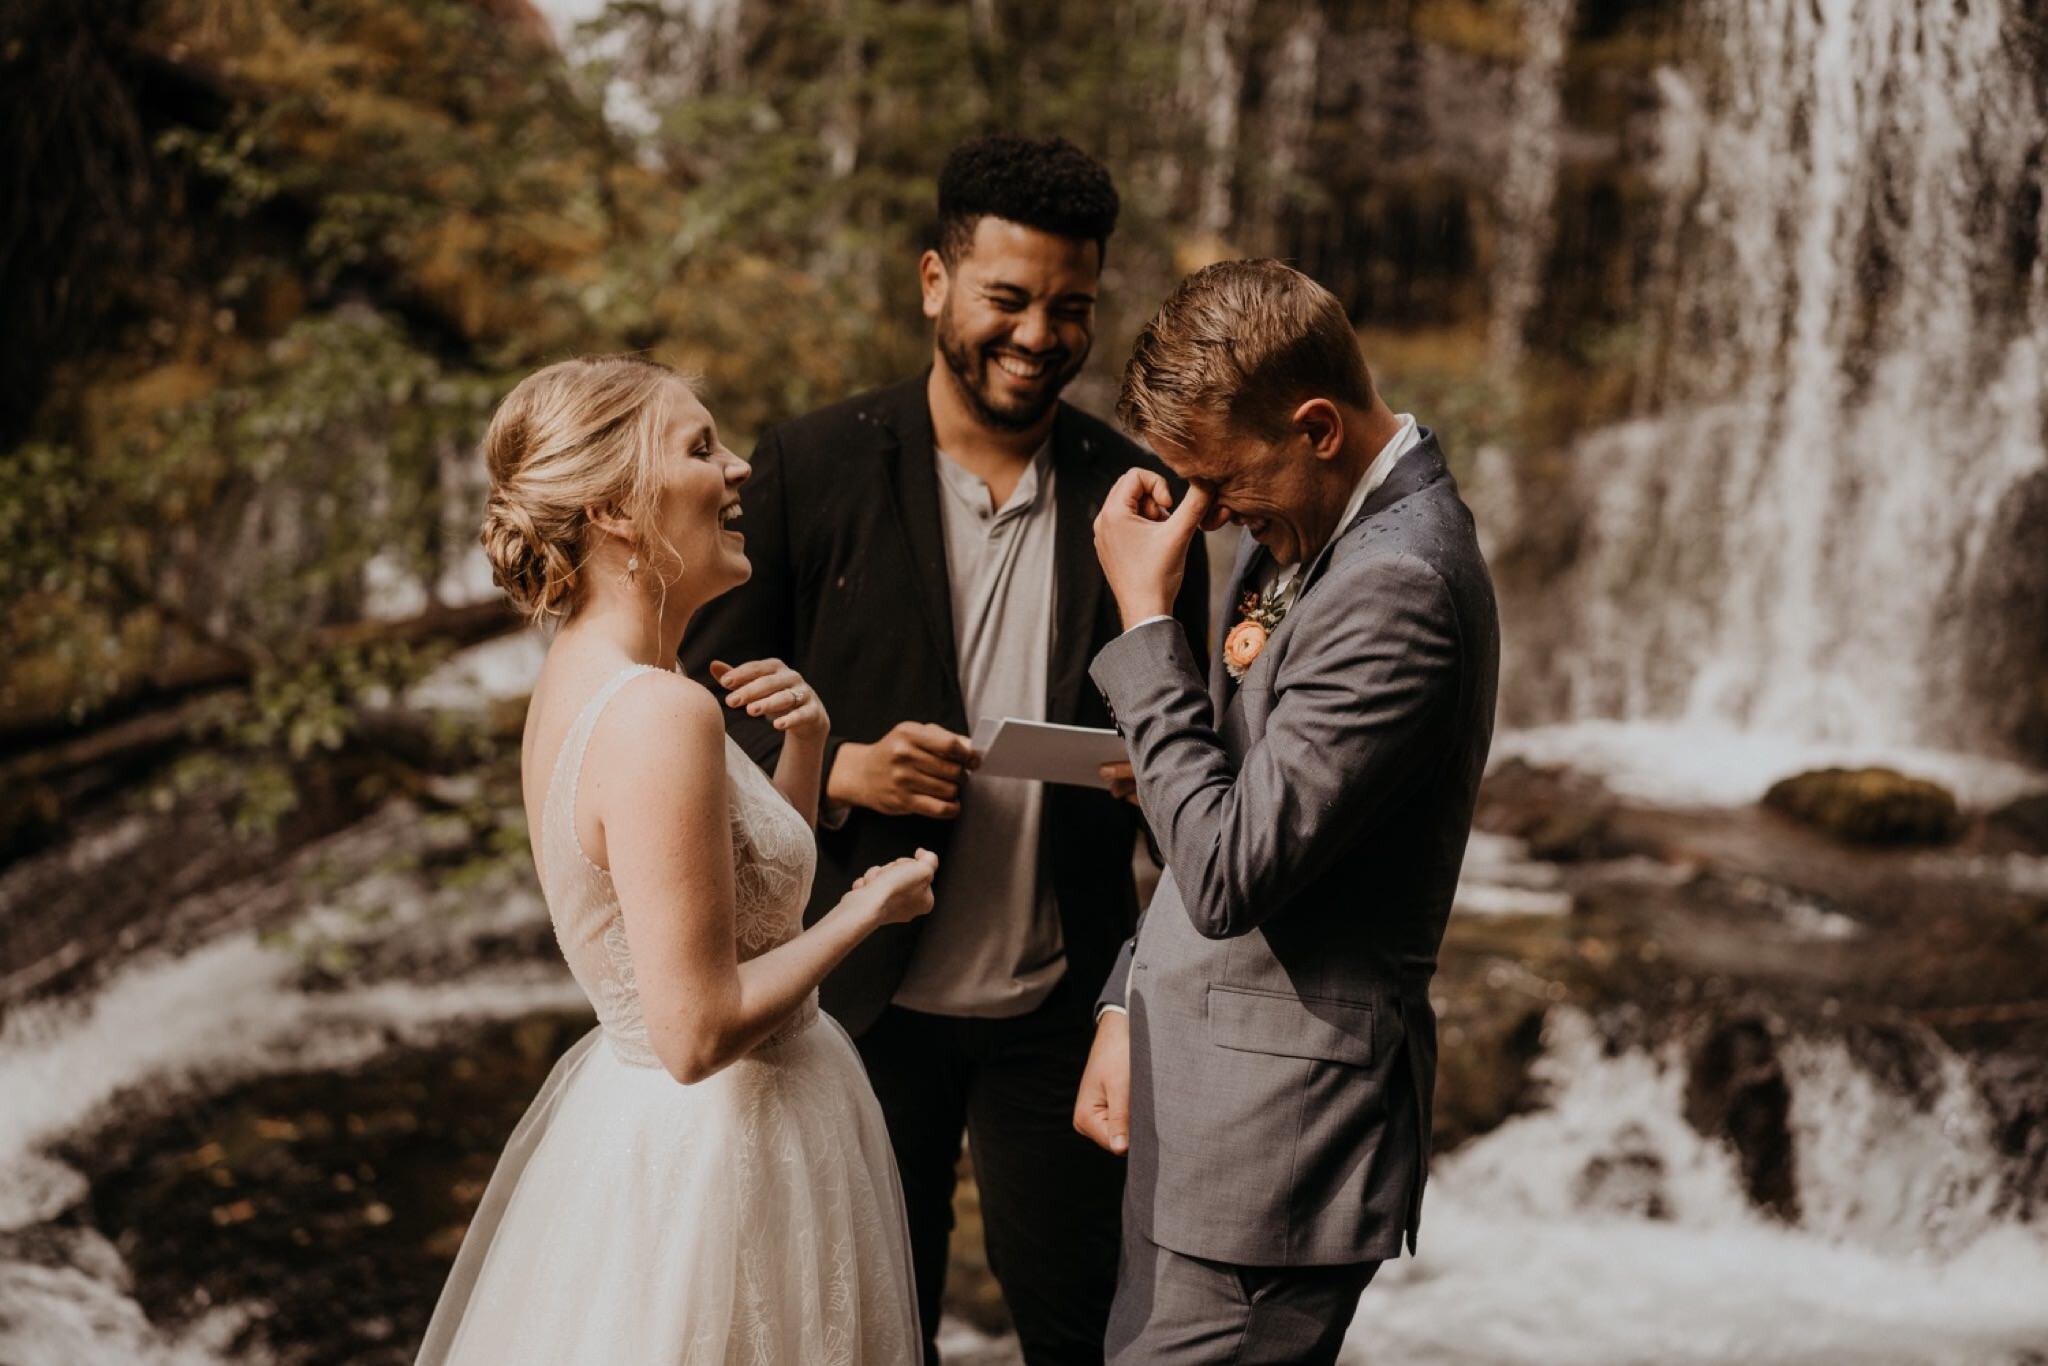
left=417, top=665, right=920, bottom=1365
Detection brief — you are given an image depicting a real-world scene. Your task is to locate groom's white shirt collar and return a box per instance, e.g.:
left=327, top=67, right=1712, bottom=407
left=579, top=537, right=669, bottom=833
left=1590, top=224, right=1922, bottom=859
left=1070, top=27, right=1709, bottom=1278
left=1338, top=411, right=1420, bottom=551
left=1266, top=411, right=1419, bottom=592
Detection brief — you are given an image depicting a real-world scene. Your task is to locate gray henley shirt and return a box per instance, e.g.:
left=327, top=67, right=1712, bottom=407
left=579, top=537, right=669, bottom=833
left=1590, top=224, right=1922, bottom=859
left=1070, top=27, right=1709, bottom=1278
left=891, top=443, right=1067, bottom=1018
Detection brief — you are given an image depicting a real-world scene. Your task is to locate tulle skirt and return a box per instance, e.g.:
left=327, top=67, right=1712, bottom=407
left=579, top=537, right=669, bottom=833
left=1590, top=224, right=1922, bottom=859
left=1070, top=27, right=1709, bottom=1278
left=416, top=1014, right=921, bottom=1365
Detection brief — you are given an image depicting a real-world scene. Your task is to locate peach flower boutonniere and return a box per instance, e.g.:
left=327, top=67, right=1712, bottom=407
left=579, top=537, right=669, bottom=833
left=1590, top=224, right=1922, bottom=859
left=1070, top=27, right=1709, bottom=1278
left=1224, top=619, right=1267, bottom=676
left=1224, top=578, right=1293, bottom=682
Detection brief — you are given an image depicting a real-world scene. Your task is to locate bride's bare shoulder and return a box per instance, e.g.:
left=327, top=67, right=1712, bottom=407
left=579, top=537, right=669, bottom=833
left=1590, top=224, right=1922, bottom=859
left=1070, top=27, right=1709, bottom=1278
left=596, top=668, right=725, bottom=766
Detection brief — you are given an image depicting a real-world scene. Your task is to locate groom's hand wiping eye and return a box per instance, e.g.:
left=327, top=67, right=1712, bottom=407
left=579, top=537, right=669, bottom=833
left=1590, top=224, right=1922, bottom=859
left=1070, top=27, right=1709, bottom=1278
left=1094, top=470, right=1211, bottom=631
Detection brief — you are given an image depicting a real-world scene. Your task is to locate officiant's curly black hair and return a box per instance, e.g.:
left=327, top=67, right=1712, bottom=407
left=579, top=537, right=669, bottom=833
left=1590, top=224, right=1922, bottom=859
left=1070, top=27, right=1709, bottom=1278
left=936, top=134, right=1121, bottom=263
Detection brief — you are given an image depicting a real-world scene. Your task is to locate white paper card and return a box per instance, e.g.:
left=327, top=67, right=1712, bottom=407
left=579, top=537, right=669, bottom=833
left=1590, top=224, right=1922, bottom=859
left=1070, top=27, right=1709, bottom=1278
left=969, top=717, right=1128, bottom=789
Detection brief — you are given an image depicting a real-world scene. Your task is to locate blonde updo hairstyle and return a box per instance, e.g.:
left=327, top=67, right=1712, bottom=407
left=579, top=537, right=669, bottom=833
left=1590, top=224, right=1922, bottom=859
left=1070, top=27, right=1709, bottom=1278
left=478, top=355, right=690, bottom=625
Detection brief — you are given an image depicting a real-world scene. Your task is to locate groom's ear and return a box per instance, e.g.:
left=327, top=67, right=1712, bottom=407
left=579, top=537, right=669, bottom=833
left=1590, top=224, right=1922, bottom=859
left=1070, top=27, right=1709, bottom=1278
left=1292, top=397, right=1345, bottom=462
left=918, top=249, right=950, bottom=321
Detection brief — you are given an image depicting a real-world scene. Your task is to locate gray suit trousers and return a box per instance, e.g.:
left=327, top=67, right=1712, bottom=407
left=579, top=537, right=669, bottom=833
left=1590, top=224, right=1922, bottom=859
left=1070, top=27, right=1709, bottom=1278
left=1106, top=1223, right=1378, bottom=1365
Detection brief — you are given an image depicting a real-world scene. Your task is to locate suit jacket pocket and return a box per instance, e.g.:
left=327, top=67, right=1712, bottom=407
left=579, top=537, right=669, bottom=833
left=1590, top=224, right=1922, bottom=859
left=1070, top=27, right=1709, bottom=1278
left=1206, top=984, right=1373, bottom=1066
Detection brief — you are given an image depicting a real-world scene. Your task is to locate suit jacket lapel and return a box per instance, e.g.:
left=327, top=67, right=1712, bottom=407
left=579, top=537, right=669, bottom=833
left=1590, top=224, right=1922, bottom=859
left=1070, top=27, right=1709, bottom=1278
left=1211, top=530, right=1264, bottom=717
left=1214, top=432, right=1449, bottom=724
left=876, top=372, right=965, bottom=721
left=1291, top=429, right=1448, bottom=605
left=1047, top=406, right=1109, bottom=725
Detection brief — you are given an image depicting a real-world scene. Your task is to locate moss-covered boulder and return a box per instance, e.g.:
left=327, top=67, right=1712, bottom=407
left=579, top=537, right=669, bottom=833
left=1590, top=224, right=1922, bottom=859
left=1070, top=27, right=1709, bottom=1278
left=1761, top=767, right=1964, bottom=847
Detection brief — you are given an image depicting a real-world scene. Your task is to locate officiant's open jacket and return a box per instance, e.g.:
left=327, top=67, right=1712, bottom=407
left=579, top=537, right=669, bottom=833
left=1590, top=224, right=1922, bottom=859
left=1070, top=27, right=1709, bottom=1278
left=680, top=372, right=1209, bottom=1036
left=1094, top=431, right=1499, bottom=1267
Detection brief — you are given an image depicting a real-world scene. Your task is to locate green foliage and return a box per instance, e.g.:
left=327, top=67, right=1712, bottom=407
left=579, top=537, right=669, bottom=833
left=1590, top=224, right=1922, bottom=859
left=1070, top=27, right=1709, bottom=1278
left=582, top=0, right=1210, bottom=395
left=1, top=309, right=495, bottom=697
left=157, top=311, right=495, bottom=640
left=0, top=307, right=504, bottom=829
left=155, top=125, right=286, bottom=217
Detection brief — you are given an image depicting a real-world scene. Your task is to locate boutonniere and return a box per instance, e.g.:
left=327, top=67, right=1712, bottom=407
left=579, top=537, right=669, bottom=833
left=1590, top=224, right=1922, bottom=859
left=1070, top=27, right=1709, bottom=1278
left=1224, top=578, right=1292, bottom=681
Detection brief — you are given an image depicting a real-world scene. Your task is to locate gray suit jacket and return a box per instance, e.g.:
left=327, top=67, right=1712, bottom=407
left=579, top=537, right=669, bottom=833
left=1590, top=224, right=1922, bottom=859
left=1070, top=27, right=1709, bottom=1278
left=1091, top=433, right=1498, bottom=1267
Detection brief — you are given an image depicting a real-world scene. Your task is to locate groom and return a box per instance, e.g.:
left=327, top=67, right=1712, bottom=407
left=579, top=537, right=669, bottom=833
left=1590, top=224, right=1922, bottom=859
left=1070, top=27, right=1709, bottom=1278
left=1076, top=260, right=1499, bottom=1363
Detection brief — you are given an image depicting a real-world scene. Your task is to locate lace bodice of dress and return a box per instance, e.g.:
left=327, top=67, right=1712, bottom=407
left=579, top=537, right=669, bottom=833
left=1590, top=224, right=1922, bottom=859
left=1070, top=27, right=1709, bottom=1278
left=537, top=665, right=819, bottom=1068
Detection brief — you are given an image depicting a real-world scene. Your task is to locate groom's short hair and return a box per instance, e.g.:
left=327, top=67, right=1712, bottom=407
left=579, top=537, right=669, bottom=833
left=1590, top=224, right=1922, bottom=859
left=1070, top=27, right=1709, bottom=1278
left=936, top=134, right=1120, bottom=264
left=1118, top=260, right=1374, bottom=451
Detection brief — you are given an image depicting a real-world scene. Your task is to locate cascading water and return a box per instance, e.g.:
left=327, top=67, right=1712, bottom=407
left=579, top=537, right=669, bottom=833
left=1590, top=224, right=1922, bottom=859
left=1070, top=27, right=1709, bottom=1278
left=1539, top=0, right=2048, bottom=761
left=1489, top=0, right=1575, bottom=372
left=1344, top=1012, right=2048, bottom=1365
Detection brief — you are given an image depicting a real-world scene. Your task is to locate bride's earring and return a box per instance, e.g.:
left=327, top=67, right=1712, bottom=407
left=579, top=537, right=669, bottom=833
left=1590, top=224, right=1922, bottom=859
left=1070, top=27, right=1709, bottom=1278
left=622, top=553, right=640, bottom=587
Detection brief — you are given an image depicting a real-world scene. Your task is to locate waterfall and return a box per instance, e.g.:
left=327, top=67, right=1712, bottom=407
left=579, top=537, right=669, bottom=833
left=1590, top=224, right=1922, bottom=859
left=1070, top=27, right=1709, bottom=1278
left=540, top=0, right=748, bottom=135
left=1346, top=1011, right=2048, bottom=1365
left=1539, top=0, right=2048, bottom=760
left=1489, top=0, right=1575, bottom=370
left=1245, top=6, right=1323, bottom=251
left=1180, top=0, right=1257, bottom=244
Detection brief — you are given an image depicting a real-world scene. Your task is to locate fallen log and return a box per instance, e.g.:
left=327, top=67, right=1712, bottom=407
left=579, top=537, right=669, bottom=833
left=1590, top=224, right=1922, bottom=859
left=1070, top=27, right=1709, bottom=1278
left=0, top=597, right=521, bottom=767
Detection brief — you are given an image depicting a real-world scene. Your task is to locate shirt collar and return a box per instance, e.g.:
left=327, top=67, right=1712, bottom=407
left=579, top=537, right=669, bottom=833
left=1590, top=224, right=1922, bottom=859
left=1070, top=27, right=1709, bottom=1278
left=934, top=441, right=1053, bottom=521
left=1269, top=413, right=1418, bottom=582
left=1334, top=412, right=1418, bottom=547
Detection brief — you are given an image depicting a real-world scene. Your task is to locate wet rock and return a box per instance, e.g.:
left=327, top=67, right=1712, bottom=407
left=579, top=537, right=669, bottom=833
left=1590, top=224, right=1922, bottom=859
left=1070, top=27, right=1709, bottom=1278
left=1476, top=758, right=1644, bottom=862
left=1761, top=767, right=1964, bottom=848
left=1521, top=803, right=1624, bottom=864
left=1840, top=1023, right=1947, bottom=1111
left=1958, top=469, right=2048, bottom=766
left=1682, top=1016, right=1799, bottom=1221
left=71, top=1010, right=596, bottom=1365
left=1432, top=1005, right=1549, bottom=1154
left=1985, top=792, right=2048, bottom=856
left=1971, top=1022, right=2048, bottom=1221
left=1574, top=1123, right=1671, bottom=1220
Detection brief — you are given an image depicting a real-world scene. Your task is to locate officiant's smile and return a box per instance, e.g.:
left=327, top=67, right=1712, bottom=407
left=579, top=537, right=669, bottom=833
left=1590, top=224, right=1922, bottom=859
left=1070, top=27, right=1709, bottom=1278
left=922, top=214, right=1097, bottom=434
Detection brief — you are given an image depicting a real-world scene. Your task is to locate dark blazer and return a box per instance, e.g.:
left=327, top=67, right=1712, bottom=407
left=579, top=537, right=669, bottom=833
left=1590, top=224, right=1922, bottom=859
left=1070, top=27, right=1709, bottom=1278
left=680, top=372, right=1210, bottom=1037
left=1092, top=433, right=1498, bottom=1266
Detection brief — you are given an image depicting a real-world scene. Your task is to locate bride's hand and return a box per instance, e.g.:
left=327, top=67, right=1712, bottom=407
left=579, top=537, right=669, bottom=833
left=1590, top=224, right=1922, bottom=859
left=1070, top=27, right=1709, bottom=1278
left=845, top=850, right=939, bottom=928
left=712, top=658, right=829, bottom=740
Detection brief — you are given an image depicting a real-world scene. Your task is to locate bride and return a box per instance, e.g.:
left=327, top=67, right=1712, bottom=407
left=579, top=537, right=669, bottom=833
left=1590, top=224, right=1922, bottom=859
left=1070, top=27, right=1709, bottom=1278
left=417, top=354, right=932, bottom=1364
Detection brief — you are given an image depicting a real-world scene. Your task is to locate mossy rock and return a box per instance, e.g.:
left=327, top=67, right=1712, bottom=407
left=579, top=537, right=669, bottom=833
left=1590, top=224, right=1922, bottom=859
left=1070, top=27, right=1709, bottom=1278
left=1761, top=767, right=1964, bottom=847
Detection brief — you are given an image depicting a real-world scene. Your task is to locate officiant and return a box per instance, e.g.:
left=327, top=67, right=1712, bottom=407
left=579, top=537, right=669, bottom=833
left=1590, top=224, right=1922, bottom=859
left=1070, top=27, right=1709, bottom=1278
left=679, top=134, right=1208, bottom=1364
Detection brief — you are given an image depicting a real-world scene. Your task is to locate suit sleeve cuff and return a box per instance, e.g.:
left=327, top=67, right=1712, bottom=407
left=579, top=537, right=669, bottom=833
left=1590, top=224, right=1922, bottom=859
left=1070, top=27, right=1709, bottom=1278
left=817, top=735, right=852, bottom=829
left=1091, top=614, right=1201, bottom=722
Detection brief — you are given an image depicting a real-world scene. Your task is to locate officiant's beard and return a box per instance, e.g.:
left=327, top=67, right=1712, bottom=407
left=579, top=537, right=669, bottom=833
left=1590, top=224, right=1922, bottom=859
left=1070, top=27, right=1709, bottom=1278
left=935, top=314, right=1087, bottom=433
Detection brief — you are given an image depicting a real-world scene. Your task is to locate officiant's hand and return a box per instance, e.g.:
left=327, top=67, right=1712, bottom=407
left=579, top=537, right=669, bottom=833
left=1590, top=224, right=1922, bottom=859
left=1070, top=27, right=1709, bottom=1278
left=827, top=721, right=978, bottom=820
left=1073, top=1009, right=1130, bottom=1155
left=1094, top=469, right=1212, bottom=631
left=1099, top=760, right=1139, bottom=805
